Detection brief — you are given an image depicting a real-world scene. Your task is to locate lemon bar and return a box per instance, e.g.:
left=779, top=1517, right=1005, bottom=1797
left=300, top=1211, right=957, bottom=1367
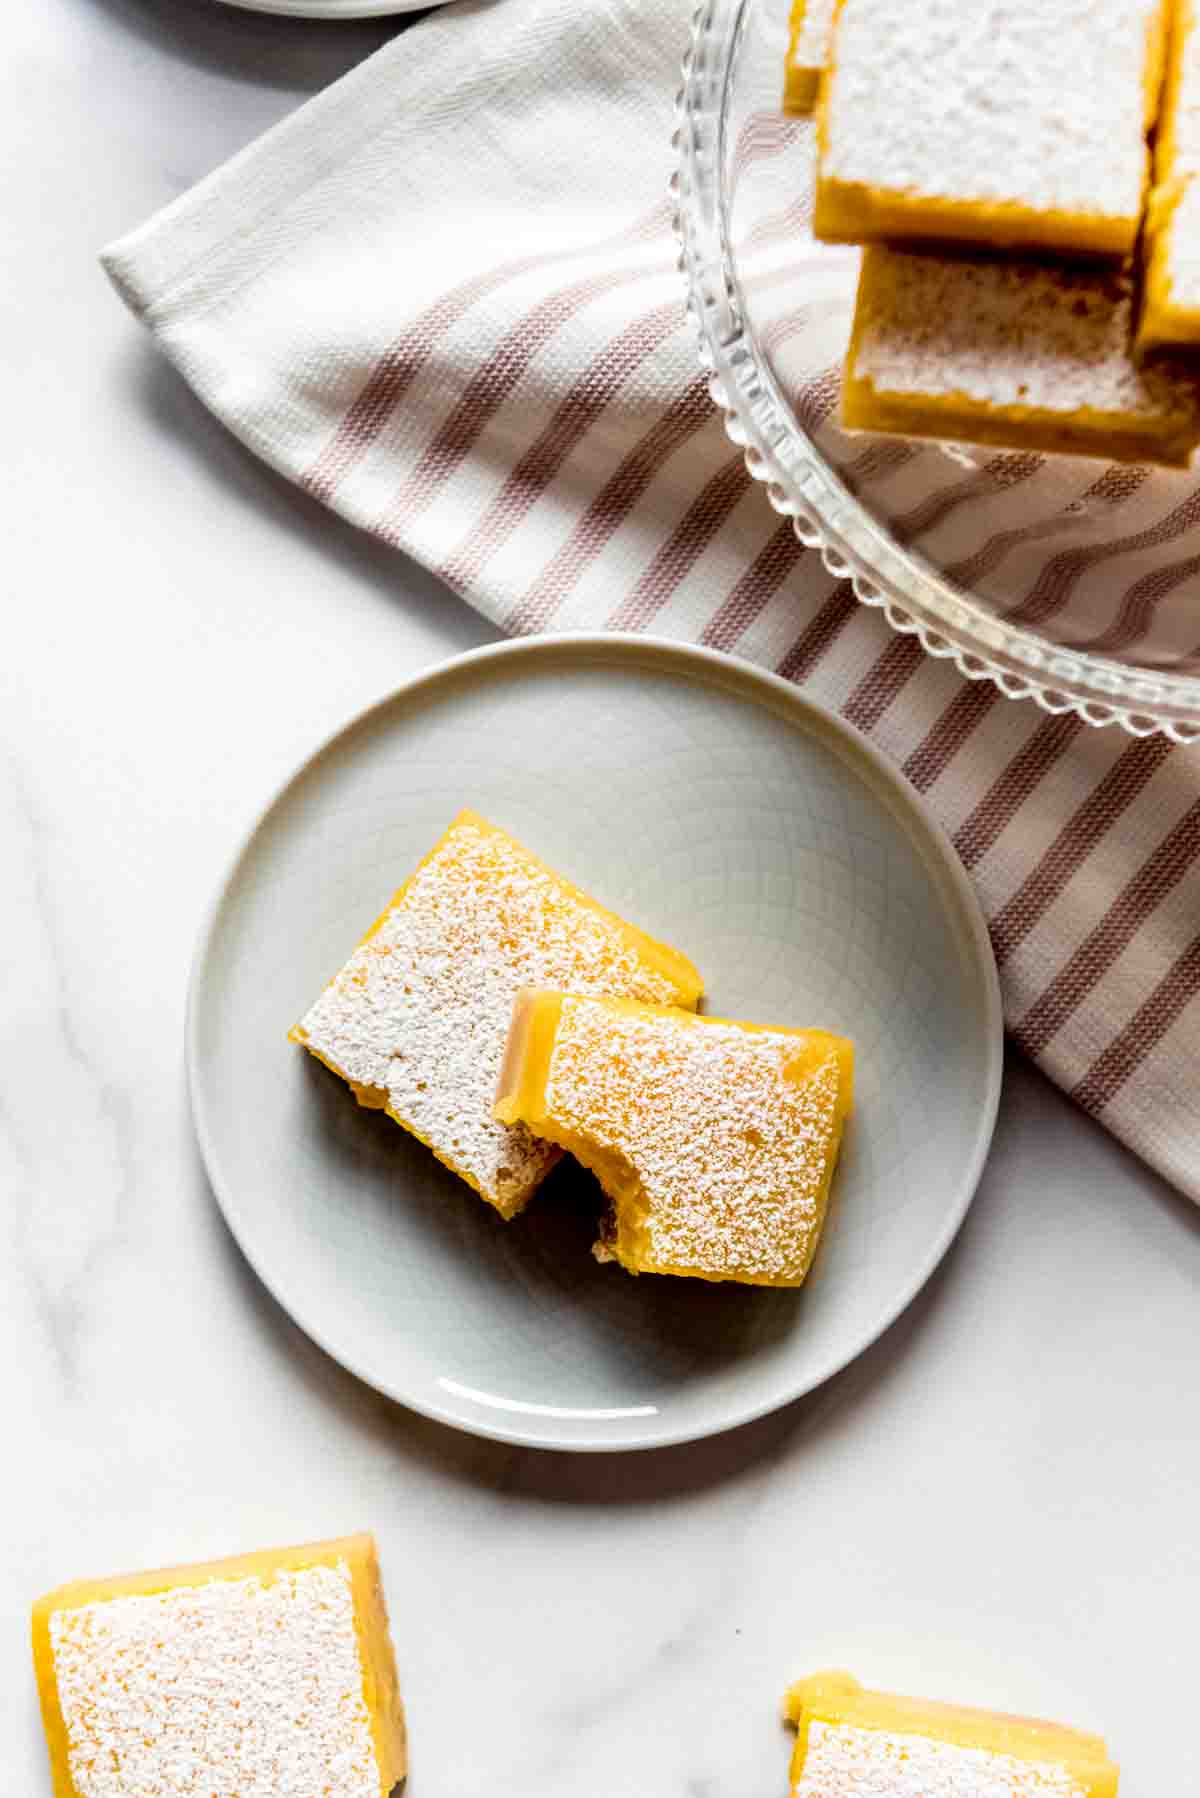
left=783, top=0, right=835, bottom=114
left=816, top=0, right=1168, bottom=256
left=495, top=990, right=853, bottom=1286
left=843, top=246, right=1200, bottom=466
left=1141, top=0, right=1200, bottom=349
left=33, top=1535, right=406, bottom=1798
left=292, top=811, right=703, bottom=1219
left=785, top=1673, right=1119, bottom=1798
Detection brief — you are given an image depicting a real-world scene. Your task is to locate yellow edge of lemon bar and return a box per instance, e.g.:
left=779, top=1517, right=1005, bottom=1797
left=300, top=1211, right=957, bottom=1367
left=813, top=185, right=1138, bottom=259
left=33, top=1535, right=406, bottom=1798
left=289, top=809, right=703, bottom=1220
left=784, top=1673, right=1119, bottom=1798
left=495, top=989, right=852, bottom=1287
left=842, top=245, right=1200, bottom=467
left=813, top=0, right=1166, bottom=257
left=1140, top=0, right=1200, bottom=350
left=783, top=0, right=835, bottom=115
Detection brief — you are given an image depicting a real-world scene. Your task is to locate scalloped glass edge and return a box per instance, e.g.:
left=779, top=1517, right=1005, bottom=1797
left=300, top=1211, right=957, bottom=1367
left=672, top=0, right=1200, bottom=744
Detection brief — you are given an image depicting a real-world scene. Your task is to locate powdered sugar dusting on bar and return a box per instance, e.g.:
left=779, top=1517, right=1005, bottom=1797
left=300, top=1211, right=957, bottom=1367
left=1167, top=0, right=1200, bottom=176
left=1165, top=180, right=1200, bottom=311
left=824, top=0, right=1158, bottom=223
left=546, top=999, right=844, bottom=1279
left=50, top=1563, right=378, bottom=1798
left=1160, top=10, right=1200, bottom=311
left=856, top=250, right=1199, bottom=421
left=796, top=1721, right=1088, bottom=1798
left=297, top=819, right=691, bottom=1214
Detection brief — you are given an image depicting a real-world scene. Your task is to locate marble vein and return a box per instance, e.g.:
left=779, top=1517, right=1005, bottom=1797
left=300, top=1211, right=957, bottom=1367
left=1, top=757, right=135, bottom=1389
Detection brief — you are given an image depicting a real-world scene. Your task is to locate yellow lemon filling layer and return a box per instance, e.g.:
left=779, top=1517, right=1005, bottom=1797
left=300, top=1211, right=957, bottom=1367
left=783, top=0, right=836, bottom=114
left=1140, top=0, right=1200, bottom=349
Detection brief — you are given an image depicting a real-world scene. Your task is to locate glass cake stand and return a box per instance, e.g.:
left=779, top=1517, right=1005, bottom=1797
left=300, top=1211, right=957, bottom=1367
left=674, top=0, right=1200, bottom=742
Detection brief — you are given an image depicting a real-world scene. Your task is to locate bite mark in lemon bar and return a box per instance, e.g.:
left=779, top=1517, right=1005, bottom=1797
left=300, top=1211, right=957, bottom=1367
left=496, top=990, right=852, bottom=1286
left=291, top=810, right=703, bottom=1219
left=32, top=1535, right=406, bottom=1798
left=785, top=1672, right=1120, bottom=1798
left=843, top=246, right=1200, bottom=466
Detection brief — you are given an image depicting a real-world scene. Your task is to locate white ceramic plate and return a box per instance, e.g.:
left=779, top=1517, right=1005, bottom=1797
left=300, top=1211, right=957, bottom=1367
left=214, top=0, right=443, bottom=18
left=189, top=636, right=1003, bottom=1451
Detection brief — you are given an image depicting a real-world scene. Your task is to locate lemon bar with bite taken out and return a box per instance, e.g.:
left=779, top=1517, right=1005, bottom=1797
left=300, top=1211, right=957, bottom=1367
left=33, top=1535, right=406, bottom=1798
left=291, top=811, right=703, bottom=1219
left=495, top=990, right=852, bottom=1286
left=785, top=1672, right=1120, bottom=1798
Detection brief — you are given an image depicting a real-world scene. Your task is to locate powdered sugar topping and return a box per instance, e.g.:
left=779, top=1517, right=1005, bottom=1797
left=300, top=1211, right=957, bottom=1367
left=297, top=819, right=692, bottom=1214
left=824, top=0, right=1158, bottom=224
left=1160, top=10, right=1200, bottom=310
left=50, top=1563, right=379, bottom=1798
left=1166, top=1, right=1200, bottom=176
left=1165, top=179, right=1200, bottom=309
left=795, top=1721, right=1088, bottom=1798
left=545, top=999, right=846, bottom=1279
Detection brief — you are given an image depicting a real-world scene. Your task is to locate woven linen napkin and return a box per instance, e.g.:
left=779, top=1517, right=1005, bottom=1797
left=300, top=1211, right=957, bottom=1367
left=103, top=0, right=1200, bottom=1201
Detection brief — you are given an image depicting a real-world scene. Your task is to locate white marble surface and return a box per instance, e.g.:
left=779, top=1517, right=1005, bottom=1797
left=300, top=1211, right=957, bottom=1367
left=5, top=2, right=1200, bottom=1793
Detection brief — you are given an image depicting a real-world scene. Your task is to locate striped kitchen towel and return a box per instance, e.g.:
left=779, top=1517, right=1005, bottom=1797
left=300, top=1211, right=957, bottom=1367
left=103, top=0, right=1200, bottom=1199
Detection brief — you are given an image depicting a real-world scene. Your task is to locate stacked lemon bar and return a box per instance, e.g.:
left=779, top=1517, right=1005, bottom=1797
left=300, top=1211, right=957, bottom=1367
left=783, top=0, right=1200, bottom=466
left=294, top=812, right=853, bottom=1287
